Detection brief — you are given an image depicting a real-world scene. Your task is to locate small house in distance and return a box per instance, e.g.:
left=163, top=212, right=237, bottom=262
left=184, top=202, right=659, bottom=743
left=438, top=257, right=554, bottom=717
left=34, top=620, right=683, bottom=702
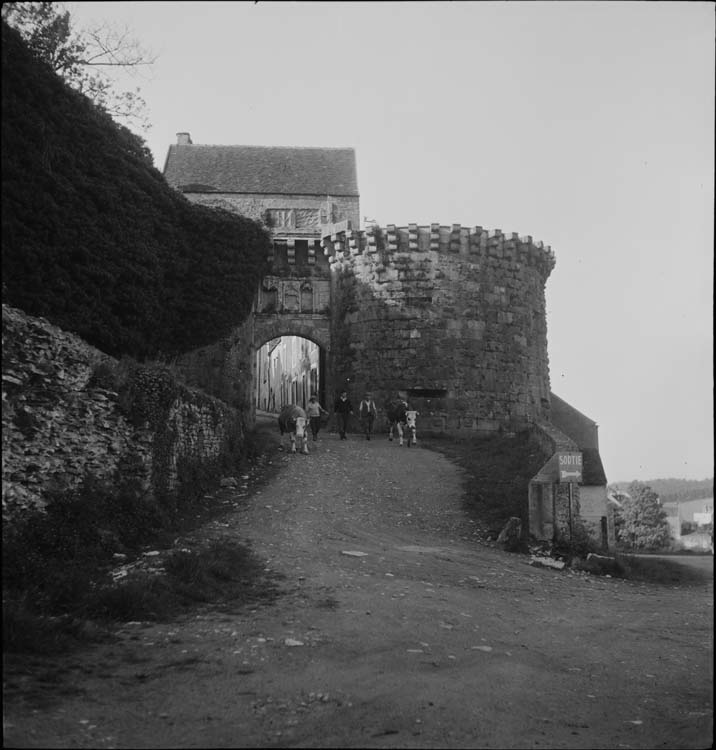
left=549, top=393, right=611, bottom=548
left=529, top=393, right=612, bottom=551
left=662, top=497, right=714, bottom=551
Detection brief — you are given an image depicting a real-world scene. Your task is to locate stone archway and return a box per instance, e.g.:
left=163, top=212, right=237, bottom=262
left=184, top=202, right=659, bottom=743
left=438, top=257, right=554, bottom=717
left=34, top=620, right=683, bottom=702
left=253, top=313, right=332, bottom=413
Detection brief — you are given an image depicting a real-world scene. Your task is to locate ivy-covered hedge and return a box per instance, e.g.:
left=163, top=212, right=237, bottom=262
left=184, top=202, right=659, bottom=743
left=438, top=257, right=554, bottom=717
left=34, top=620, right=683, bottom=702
left=1, top=22, right=270, bottom=359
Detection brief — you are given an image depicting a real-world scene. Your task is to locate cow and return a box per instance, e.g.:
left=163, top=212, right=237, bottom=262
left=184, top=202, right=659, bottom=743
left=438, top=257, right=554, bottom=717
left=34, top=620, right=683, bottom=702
left=404, top=409, right=419, bottom=447
left=385, top=399, right=419, bottom=447
left=278, top=404, right=309, bottom=454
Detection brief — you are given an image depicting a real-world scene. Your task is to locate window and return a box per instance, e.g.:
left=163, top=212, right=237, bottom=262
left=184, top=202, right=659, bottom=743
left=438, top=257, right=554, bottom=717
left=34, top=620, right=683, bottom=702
left=267, top=209, right=294, bottom=229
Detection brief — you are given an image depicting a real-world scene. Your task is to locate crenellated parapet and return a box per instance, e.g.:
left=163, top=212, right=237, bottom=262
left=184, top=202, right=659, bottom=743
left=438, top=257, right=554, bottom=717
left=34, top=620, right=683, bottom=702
left=325, top=219, right=556, bottom=435
left=321, top=222, right=556, bottom=280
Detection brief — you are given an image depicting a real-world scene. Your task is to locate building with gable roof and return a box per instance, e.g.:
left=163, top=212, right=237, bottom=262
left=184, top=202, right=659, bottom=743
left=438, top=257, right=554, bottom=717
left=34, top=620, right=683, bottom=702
left=528, top=392, right=613, bottom=550
left=163, top=133, right=360, bottom=259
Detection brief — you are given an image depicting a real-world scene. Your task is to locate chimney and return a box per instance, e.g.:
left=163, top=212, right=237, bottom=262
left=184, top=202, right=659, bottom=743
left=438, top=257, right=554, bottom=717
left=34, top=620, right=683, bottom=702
left=176, top=132, right=193, bottom=145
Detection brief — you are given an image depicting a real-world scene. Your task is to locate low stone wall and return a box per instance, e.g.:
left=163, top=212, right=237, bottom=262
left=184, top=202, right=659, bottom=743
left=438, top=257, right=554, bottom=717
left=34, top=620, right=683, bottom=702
left=2, top=305, right=245, bottom=526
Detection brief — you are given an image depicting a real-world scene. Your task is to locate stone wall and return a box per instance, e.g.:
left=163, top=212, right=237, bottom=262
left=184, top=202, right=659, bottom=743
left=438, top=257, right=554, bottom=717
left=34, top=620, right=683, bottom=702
left=171, top=317, right=256, bottom=418
left=184, top=192, right=360, bottom=233
left=2, top=305, right=246, bottom=525
left=322, top=223, right=555, bottom=434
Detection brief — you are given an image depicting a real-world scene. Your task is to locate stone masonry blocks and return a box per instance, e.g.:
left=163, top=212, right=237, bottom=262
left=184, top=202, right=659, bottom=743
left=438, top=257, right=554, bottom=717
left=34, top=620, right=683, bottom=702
left=328, top=222, right=555, bottom=435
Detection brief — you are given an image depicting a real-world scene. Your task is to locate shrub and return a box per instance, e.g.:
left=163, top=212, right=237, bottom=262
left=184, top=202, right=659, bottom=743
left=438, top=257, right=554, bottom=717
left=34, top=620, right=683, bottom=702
left=3, top=595, right=107, bottom=655
left=614, top=554, right=710, bottom=586
left=85, top=576, right=176, bottom=622
left=553, top=518, right=600, bottom=561
left=2, top=21, right=270, bottom=359
left=2, top=476, right=164, bottom=614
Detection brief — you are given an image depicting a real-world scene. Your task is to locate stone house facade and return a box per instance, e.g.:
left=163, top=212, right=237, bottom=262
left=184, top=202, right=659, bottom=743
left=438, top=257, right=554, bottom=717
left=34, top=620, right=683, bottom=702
left=163, top=132, right=359, bottom=262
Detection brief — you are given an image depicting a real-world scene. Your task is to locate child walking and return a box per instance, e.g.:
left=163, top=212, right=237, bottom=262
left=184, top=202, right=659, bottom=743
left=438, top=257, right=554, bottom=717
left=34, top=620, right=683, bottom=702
left=305, top=393, right=329, bottom=441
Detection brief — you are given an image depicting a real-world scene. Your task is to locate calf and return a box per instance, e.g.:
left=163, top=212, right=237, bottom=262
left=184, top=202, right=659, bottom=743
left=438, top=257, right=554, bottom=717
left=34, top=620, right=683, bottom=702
left=404, top=409, right=418, bottom=447
left=386, top=399, right=418, bottom=447
left=278, top=405, right=309, bottom=454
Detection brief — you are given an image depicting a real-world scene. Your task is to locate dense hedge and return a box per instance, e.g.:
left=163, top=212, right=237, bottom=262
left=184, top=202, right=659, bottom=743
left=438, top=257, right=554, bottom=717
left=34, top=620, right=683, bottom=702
left=1, top=22, right=270, bottom=358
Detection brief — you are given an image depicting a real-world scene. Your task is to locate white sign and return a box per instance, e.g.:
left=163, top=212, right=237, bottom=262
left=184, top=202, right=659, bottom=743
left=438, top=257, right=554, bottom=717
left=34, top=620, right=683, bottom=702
left=557, top=452, right=583, bottom=483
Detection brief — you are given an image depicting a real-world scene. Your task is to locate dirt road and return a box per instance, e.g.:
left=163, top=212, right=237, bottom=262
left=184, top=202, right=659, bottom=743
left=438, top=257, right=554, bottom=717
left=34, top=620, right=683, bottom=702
left=3, top=429, right=713, bottom=749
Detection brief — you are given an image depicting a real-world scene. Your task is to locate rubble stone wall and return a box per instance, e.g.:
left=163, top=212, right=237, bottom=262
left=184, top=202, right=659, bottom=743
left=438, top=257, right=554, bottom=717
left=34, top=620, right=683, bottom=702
left=322, top=223, right=556, bottom=434
left=2, top=305, right=244, bottom=525
left=170, top=317, right=256, bottom=419
left=184, top=192, right=360, bottom=230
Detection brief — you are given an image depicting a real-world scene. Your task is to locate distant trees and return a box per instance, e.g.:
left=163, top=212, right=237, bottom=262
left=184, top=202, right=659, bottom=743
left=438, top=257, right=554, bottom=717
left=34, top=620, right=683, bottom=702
left=612, top=478, right=713, bottom=505
left=2, top=1, right=154, bottom=132
left=614, top=481, right=672, bottom=551
left=2, top=21, right=270, bottom=359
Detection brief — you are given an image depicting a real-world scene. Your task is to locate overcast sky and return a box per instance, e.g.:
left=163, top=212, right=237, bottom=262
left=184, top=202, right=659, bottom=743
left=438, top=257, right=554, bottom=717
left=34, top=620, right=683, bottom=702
left=66, top=1, right=714, bottom=483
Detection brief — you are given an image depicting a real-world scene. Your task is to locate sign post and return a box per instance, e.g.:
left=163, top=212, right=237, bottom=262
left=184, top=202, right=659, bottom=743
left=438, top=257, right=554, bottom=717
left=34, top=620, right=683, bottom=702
left=557, top=452, right=582, bottom=539
left=557, top=452, right=583, bottom=483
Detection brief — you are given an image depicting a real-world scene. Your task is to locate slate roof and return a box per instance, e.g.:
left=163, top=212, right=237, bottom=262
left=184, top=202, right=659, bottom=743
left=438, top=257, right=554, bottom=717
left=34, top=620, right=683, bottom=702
left=580, top=448, right=608, bottom=487
left=163, top=144, right=359, bottom=196
left=550, top=392, right=599, bottom=449
left=550, top=392, right=608, bottom=486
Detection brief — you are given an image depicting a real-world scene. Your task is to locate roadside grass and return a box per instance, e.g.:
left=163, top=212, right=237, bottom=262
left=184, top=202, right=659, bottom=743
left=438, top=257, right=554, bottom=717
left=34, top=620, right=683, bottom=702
left=85, top=540, right=283, bottom=622
left=419, top=432, right=712, bottom=587
left=419, top=430, right=547, bottom=539
left=610, top=554, right=711, bottom=586
left=3, top=424, right=285, bottom=656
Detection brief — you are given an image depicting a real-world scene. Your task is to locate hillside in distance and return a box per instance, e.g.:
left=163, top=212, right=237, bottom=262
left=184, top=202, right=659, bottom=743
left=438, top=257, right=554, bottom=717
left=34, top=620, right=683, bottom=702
left=612, top=477, right=713, bottom=504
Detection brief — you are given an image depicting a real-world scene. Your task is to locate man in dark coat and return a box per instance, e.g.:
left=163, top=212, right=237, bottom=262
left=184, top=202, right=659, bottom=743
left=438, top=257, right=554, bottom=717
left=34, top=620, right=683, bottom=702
left=333, top=390, right=353, bottom=440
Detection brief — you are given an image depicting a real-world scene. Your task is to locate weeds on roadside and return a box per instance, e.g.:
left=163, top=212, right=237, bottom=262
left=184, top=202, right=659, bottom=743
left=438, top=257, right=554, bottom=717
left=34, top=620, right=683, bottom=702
left=2, top=595, right=110, bottom=655
left=419, top=431, right=547, bottom=538
left=419, top=433, right=712, bottom=587
left=3, top=478, right=165, bottom=609
left=612, top=554, right=710, bottom=586
left=552, top=518, right=601, bottom=562
left=84, top=541, right=282, bottom=622
left=3, top=449, right=282, bottom=654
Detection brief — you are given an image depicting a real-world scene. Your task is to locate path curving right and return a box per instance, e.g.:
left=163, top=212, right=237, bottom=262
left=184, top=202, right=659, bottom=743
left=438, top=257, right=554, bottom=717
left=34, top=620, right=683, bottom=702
left=4, top=428, right=713, bottom=749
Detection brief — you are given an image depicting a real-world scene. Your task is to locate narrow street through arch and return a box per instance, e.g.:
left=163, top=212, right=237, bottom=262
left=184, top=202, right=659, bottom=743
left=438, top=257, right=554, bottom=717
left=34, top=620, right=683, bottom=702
left=255, top=335, right=326, bottom=414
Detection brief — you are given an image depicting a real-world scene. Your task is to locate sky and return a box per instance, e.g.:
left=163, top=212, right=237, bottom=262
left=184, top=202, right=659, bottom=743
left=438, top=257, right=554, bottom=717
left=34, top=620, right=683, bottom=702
left=65, top=1, right=714, bottom=483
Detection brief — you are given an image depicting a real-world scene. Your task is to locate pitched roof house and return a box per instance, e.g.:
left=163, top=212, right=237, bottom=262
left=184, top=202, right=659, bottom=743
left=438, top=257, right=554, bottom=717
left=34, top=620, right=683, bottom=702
left=163, top=133, right=360, bottom=264
left=549, top=393, right=608, bottom=487
left=549, top=393, right=612, bottom=549
left=164, top=136, right=359, bottom=197
left=528, top=393, right=614, bottom=551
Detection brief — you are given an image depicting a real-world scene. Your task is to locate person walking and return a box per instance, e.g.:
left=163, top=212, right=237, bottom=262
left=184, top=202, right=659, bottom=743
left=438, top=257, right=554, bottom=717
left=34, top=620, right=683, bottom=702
left=358, top=391, right=378, bottom=440
left=305, top=393, right=329, bottom=441
left=333, top=390, right=353, bottom=440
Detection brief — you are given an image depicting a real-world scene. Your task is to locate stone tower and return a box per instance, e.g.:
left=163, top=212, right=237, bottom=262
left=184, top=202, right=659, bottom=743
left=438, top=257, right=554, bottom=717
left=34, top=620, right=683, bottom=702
left=321, top=222, right=555, bottom=435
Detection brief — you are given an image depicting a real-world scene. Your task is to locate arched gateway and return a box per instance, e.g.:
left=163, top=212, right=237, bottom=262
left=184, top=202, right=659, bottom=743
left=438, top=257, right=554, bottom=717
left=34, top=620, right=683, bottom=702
left=163, top=134, right=358, bottom=414
left=164, top=133, right=614, bottom=553
left=253, top=269, right=333, bottom=410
